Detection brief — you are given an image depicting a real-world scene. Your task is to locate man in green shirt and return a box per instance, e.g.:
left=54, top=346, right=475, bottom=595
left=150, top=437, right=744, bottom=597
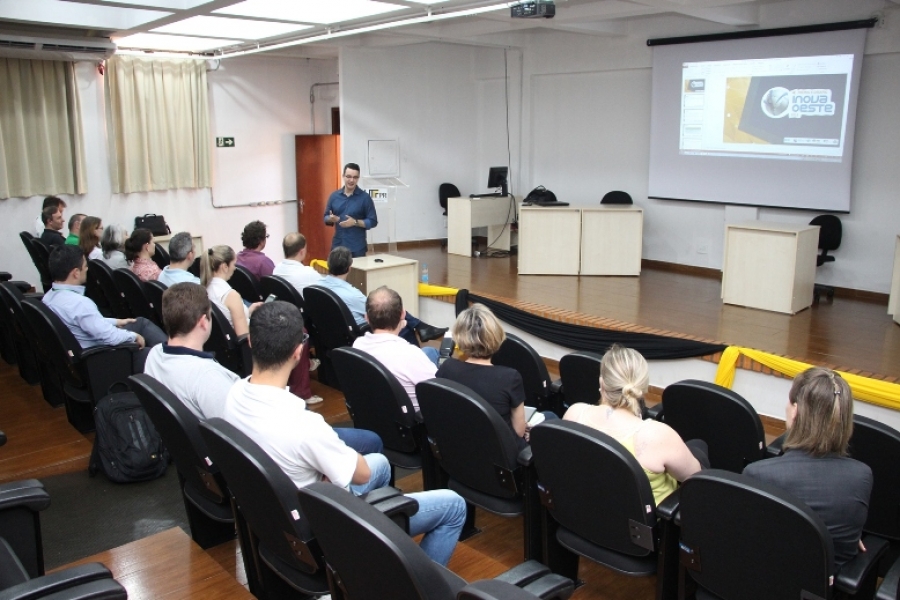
left=65, top=213, right=85, bottom=245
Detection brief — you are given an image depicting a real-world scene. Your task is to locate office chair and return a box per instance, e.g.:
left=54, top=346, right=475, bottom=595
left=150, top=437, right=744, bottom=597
left=810, top=214, right=842, bottom=303
left=600, top=191, right=633, bottom=205
left=439, top=183, right=461, bottom=216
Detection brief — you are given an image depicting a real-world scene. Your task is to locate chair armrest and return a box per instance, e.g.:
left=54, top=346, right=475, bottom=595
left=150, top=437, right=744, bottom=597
left=0, top=563, right=113, bottom=600
left=370, top=495, right=418, bottom=535
left=835, top=535, right=889, bottom=595
left=236, top=336, right=252, bottom=378
left=459, top=580, right=541, bottom=599
left=549, top=379, right=562, bottom=395
left=0, top=484, right=50, bottom=513
left=517, top=446, right=533, bottom=468
left=360, top=486, right=402, bottom=504
left=494, top=560, right=549, bottom=587
left=877, top=553, right=900, bottom=600
left=765, top=433, right=787, bottom=458
left=26, top=578, right=127, bottom=600
left=644, top=403, right=663, bottom=421
left=521, top=574, right=574, bottom=600
left=79, top=344, right=139, bottom=359
left=656, top=488, right=681, bottom=522
left=0, top=273, right=10, bottom=282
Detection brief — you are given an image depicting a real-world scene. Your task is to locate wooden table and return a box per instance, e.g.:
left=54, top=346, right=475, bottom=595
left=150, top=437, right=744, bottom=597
left=347, top=253, right=419, bottom=315
left=721, top=221, right=819, bottom=314
left=518, top=205, right=581, bottom=275
left=447, top=196, right=517, bottom=257
left=580, top=206, right=643, bottom=276
left=889, top=235, right=900, bottom=325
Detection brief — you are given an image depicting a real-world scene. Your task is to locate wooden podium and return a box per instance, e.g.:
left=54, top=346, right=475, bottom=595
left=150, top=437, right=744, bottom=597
left=347, top=254, right=419, bottom=316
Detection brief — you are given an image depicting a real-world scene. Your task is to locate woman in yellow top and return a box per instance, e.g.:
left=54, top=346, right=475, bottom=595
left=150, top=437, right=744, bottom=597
left=563, top=344, right=707, bottom=503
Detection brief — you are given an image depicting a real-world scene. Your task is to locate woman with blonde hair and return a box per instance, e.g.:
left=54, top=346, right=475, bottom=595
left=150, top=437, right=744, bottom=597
left=744, top=367, right=871, bottom=569
left=125, top=229, right=161, bottom=282
left=100, top=224, right=129, bottom=269
left=563, top=344, right=706, bottom=504
left=78, top=216, right=103, bottom=260
left=201, top=245, right=260, bottom=337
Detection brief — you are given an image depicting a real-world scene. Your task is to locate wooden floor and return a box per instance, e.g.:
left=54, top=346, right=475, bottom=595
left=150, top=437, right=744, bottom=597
left=3, top=250, right=897, bottom=598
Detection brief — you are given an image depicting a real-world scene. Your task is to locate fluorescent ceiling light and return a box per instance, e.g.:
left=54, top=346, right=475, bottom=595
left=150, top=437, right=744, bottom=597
left=215, top=0, right=406, bottom=25
left=116, top=32, right=242, bottom=51
left=98, top=0, right=211, bottom=9
left=0, top=0, right=170, bottom=29
left=154, top=15, right=311, bottom=39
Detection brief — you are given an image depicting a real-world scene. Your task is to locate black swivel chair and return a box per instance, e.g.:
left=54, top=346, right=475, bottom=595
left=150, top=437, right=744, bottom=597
left=112, top=268, right=159, bottom=326
left=657, top=379, right=766, bottom=472
left=529, top=420, right=679, bottom=598
left=810, top=214, right=842, bottom=303
left=86, top=260, right=130, bottom=319
left=492, top=333, right=560, bottom=415
left=416, top=378, right=542, bottom=560
left=557, top=351, right=604, bottom=411
left=331, top=347, right=437, bottom=488
left=230, top=265, right=263, bottom=304
left=600, top=191, right=633, bottom=205
left=128, top=374, right=237, bottom=550
left=22, top=299, right=136, bottom=433
left=673, top=470, right=886, bottom=600
left=203, top=304, right=251, bottom=377
left=439, top=183, right=461, bottom=216
left=297, top=481, right=574, bottom=600
left=303, top=285, right=364, bottom=389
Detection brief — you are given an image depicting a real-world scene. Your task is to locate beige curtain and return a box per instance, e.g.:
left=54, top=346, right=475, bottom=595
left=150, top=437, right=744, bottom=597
left=105, top=55, right=211, bottom=194
left=0, top=58, right=87, bottom=200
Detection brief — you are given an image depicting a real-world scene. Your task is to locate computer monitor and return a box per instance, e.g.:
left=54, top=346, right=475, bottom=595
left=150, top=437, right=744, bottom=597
left=487, top=166, right=509, bottom=196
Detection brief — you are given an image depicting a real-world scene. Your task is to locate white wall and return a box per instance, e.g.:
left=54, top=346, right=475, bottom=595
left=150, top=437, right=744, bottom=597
left=2, top=54, right=337, bottom=287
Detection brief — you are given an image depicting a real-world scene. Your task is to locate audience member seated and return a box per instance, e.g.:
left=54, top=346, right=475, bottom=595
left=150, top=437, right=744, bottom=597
left=272, top=232, right=322, bottom=294
left=100, top=224, right=129, bottom=270
left=222, top=301, right=465, bottom=565
left=42, top=245, right=167, bottom=371
left=157, top=232, right=201, bottom=286
left=437, top=303, right=554, bottom=451
left=352, top=286, right=438, bottom=411
left=563, top=344, right=707, bottom=504
left=126, top=229, right=161, bottom=282
left=33, top=195, right=66, bottom=236
left=235, top=220, right=275, bottom=280
left=145, top=283, right=381, bottom=452
left=318, top=246, right=447, bottom=344
left=66, top=213, right=85, bottom=245
left=201, top=245, right=261, bottom=337
left=39, top=205, right=66, bottom=248
left=78, top=216, right=103, bottom=260
left=743, top=367, right=871, bottom=569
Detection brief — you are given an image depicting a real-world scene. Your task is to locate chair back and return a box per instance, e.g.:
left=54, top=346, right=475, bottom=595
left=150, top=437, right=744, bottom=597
left=678, top=470, right=833, bottom=600
left=112, top=268, right=157, bottom=323
left=25, top=236, right=53, bottom=293
left=331, top=347, right=419, bottom=454
left=849, top=415, right=900, bottom=541
left=303, top=285, right=361, bottom=351
left=151, top=243, right=170, bottom=270
left=198, top=419, right=325, bottom=580
left=0, top=283, right=47, bottom=388
left=492, top=333, right=553, bottom=410
left=260, top=275, right=305, bottom=314
left=144, top=280, right=167, bottom=326
left=558, top=351, right=603, bottom=407
left=530, top=420, right=657, bottom=557
left=439, top=183, right=461, bottom=215
left=129, top=374, right=227, bottom=506
left=204, top=304, right=250, bottom=376
left=230, top=265, right=263, bottom=303
left=810, top=214, right=842, bottom=253
left=600, top=191, right=633, bottom=205
left=87, top=260, right=131, bottom=319
left=188, top=257, right=201, bottom=277
left=21, top=298, right=82, bottom=384
left=661, top=380, right=765, bottom=472
left=297, top=481, right=465, bottom=600
left=417, top=378, right=521, bottom=500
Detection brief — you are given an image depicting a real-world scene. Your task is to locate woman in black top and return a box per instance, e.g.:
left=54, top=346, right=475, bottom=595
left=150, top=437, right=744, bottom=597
left=436, top=303, right=528, bottom=448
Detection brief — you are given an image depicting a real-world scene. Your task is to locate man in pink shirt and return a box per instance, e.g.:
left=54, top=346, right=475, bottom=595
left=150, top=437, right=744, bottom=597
left=235, top=220, right=275, bottom=279
left=351, top=286, right=439, bottom=411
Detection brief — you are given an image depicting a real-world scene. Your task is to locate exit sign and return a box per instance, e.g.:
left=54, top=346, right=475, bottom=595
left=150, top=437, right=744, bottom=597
left=216, top=137, right=235, bottom=148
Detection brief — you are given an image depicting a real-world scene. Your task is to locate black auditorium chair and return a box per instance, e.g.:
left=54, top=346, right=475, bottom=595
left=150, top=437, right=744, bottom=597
left=128, top=374, right=237, bottom=550
left=672, top=470, right=886, bottom=600
left=416, top=378, right=542, bottom=560
left=298, top=481, right=574, bottom=600
left=144, top=280, right=167, bottom=327
left=203, top=304, right=251, bottom=377
left=22, top=298, right=135, bottom=433
left=20, top=235, right=52, bottom=295
left=529, top=420, right=679, bottom=597
left=230, top=265, right=263, bottom=304
left=259, top=275, right=305, bottom=313
left=600, top=190, right=633, bottom=205
left=303, top=285, right=364, bottom=389
left=151, top=243, right=170, bottom=270
left=0, top=283, right=41, bottom=386
left=86, top=260, right=130, bottom=319
left=331, top=347, right=437, bottom=488
left=877, top=559, right=900, bottom=600
left=187, top=257, right=201, bottom=278
left=112, top=268, right=159, bottom=326
left=810, top=214, right=842, bottom=303
left=658, top=379, right=766, bottom=472
left=492, top=333, right=560, bottom=415
left=0, top=479, right=50, bottom=580
left=557, top=350, right=603, bottom=410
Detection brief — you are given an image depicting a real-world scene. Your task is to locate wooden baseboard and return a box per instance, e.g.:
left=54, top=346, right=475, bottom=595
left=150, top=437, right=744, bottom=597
left=370, top=239, right=444, bottom=252
left=642, top=259, right=722, bottom=280
left=829, top=286, right=889, bottom=304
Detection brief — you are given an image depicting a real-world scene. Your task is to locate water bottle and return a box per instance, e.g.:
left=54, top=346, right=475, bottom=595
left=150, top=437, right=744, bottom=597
left=421, top=263, right=429, bottom=284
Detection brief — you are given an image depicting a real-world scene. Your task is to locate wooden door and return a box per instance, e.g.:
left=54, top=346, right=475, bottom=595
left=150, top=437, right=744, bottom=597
left=296, top=135, right=341, bottom=262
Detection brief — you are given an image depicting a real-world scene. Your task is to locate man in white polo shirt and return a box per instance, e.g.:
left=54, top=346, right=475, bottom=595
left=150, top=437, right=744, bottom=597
left=272, top=232, right=322, bottom=296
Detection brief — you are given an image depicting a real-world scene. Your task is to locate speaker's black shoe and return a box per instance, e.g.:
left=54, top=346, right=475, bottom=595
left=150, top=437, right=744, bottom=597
left=415, top=323, right=449, bottom=343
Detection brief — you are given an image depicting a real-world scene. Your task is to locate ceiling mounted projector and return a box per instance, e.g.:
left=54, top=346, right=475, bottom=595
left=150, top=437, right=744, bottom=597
left=511, top=1, right=555, bottom=18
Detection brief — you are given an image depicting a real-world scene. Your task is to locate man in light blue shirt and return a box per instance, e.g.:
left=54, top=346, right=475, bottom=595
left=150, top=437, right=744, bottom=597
left=158, top=232, right=201, bottom=287
left=42, top=245, right=166, bottom=371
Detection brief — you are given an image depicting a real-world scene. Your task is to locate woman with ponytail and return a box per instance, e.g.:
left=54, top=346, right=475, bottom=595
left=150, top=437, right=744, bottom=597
left=744, top=367, right=871, bottom=569
left=563, top=344, right=707, bottom=503
left=201, top=245, right=261, bottom=337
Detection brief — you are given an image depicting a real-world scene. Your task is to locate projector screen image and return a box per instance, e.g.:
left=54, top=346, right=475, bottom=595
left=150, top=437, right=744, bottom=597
left=648, top=28, right=867, bottom=212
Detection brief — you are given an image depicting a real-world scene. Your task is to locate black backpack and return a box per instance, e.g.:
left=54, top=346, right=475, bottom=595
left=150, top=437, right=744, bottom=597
left=524, top=185, right=557, bottom=204
left=89, top=387, right=169, bottom=483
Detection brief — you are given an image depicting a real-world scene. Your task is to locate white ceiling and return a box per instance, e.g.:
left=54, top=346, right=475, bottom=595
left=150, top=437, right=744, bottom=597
left=0, top=0, right=893, bottom=60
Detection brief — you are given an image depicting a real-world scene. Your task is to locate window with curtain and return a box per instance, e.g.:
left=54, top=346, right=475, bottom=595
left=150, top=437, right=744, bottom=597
left=105, top=55, right=211, bottom=194
left=0, top=58, right=87, bottom=200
